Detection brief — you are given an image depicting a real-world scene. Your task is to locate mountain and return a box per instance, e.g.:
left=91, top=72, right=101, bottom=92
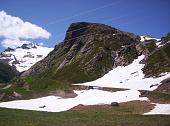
left=0, top=42, right=53, bottom=72
left=21, top=22, right=168, bottom=83
left=21, top=22, right=141, bottom=82
left=1, top=22, right=170, bottom=103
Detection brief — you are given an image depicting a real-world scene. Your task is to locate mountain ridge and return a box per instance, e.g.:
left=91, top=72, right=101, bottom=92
left=21, top=22, right=141, bottom=82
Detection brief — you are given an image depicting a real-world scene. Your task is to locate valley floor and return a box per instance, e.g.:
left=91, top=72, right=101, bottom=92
left=0, top=55, right=170, bottom=115
left=0, top=107, right=170, bottom=126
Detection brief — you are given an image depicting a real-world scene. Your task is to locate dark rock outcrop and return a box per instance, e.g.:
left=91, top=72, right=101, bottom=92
left=4, top=47, right=15, bottom=52
left=111, top=102, right=119, bottom=107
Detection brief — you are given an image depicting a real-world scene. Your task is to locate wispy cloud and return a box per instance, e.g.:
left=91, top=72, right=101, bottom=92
left=0, top=11, right=51, bottom=48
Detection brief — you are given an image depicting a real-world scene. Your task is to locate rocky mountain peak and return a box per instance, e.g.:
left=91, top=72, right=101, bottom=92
left=22, top=22, right=142, bottom=82
left=64, top=22, right=119, bottom=43
left=20, top=43, right=37, bottom=49
left=4, top=47, right=15, bottom=52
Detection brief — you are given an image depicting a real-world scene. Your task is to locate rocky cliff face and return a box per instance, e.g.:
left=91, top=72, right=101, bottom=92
left=22, top=22, right=142, bottom=83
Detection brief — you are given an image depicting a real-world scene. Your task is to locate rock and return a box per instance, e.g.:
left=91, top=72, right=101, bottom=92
left=13, top=91, right=22, bottom=98
left=39, top=105, right=46, bottom=108
left=87, top=86, right=94, bottom=90
left=4, top=47, right=15, bottom=52
left=111, top=102, right=119, bottom=107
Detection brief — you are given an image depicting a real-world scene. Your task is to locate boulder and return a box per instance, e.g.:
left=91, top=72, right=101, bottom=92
left=111, top=102, right=119, bottom=107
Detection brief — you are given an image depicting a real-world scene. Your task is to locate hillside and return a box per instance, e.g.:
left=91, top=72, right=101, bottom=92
left=20, top=22, right=170, bottom=88
left=22, top=22, right=141, bottom=82
left=0, top=62, right=18, bottom=83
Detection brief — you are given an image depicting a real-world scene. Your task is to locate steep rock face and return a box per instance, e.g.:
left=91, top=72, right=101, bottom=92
left=22, top=22, right=141, bottom=83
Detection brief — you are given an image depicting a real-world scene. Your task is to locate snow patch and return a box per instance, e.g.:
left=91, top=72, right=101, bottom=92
left=144, top=103, right=170, bottom=115
left=140, top=35, right=160, bottom=42
left=0, top=89, right=147, bottom=112
left=0, top=55, right=169, bottom=114
left=75, top=55, right=170, bottom=91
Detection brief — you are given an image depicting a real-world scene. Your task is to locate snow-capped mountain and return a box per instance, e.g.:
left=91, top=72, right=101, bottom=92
left=0, top=42, right=53, bottom=72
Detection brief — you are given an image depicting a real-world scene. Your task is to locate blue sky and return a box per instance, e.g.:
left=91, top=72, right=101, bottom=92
left=0, top=0, right=170, bottom=51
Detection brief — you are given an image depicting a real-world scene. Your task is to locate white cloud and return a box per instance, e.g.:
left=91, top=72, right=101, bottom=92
left=1, top=39, right=31, bottom=48
left=0, top=11, right=51, bottom=49
left=0, top=11, right=51, bottom=39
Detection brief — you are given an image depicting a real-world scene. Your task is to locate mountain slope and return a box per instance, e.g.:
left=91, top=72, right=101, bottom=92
left=22, top=22, right=141, bottom=83
left=19, top=22, right=170, bottom=88
left=143, top=33, right=170, bottom=77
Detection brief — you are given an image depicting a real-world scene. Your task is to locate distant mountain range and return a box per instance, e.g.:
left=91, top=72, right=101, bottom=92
left=0, top=42, right=53, bottom=72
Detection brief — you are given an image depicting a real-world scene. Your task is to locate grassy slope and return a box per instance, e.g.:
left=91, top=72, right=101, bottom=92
left=143, top=43, right=170, bottom=77
left=0, top=106, right=170, bottom=126
left=140, top=90, right=170, bottom=104
left=0, top=76, right=72, bottom=102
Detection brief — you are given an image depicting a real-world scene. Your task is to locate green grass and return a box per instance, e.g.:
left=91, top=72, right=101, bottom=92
left=24, top=76, right=70, bottom=92
left=143, top=43, right=170, bottom=77
left=141, top=90, right=170, bottom=104
left=0, top=86, right=31, bottom=96
left=52, top=62, right=92, bottom=83
left=0, top=107, right=170, bottom=126
left=0, top=76, right=71, bottom=102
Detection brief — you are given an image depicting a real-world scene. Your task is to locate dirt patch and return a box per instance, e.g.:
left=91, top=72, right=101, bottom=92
left=71, top=85, right=127, bottom=92
left=70, top=100, right=155, bottom=114
left=70, top=104, right=112, bottom=111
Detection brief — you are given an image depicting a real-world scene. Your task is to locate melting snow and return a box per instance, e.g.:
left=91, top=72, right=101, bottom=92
left=0, top=55, right=170, bottom=114
left=140, top=35, right=161, bottom=42
left=144, top=104, right=170, bottom=115
left=0, top=89, right=147, bottom=112
left=75, top=55, right=170, bottom=91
